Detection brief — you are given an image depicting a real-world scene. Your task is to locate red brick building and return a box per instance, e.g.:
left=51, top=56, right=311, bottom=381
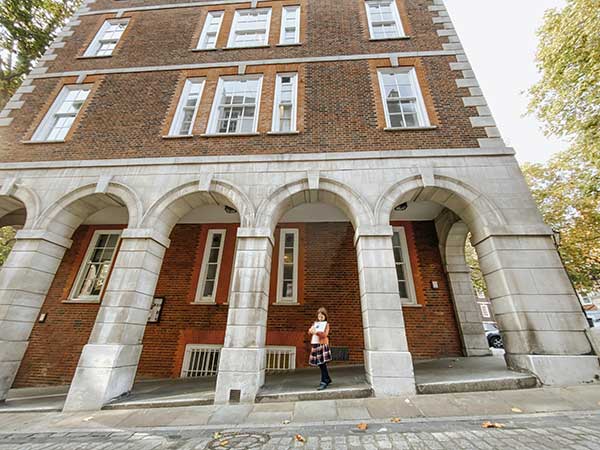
left=0, top=0, right=596, bottom=411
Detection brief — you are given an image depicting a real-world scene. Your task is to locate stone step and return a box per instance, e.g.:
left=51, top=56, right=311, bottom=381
left=416, top=374, right=538, bottom=395
left=256, top=386, right=374, bottom=403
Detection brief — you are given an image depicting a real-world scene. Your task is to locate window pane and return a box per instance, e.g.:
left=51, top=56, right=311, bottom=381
left=203, top=280, right=215, bottom=297
left=211, top=233, right=222, bottom=247
left=75, top=232, right=119, bottom=299
left=209, top=248, right=220, bottom=263
left=213, top=78, right=260, bottom=134
left=206, top=263, right=218, bottom=280
left=282, top=280, right=293, bottom=298
left=395, top=264, right=405, bottom=281
left=398, top=281, right=408, bottom=299
left=283, top=264, right=293, bottom=280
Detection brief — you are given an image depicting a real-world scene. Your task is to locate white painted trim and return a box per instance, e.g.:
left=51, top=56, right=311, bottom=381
left=195, top=229, right=227, bottom=303
left=29, top=50, right=459, bottom=81
left=266, top=345, right=296, bottom=370
left=392, top=226, right=417, bottom=305
left=69, top=229, right=121, bottom=302
left=168, top=78, right=205, bottom=136
left=271, top=72, right=298, bottom=133
left=276, top=228, right=299, bottom=304
left=279, top=5, right=301, bottom=45
left=83, top=19, right=129, bottom=57
left=377, top=67, right=430, bottom=129
left=365, top=0, right=405, bottom=40
left=79, top=0, right=274, bottom=17
left=32, top=85, right=92, bottom=142
left=206, top=74, right=263, bottom=135
left=197, top=10, right=225, bottom=50
left=227, top=7, right=272, bottom=49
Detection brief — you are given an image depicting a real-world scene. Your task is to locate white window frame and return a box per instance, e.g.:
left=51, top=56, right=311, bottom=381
left=32, top=85, right=92, bottom=142
left=279, top=5, right=301, bottom=45
left=195, top=229, right=227, bottom=304
left=392, top=227, right=417, bottom=305
left=276, top=228, right=299, bottom=304
left=197, top=11, right=224, bottom=50
left=84, top=19, right=129, bottom=57
left=377, top=67, right=430, bottom=129
left=364, top=0, right=405, bottom=40
left=227, top=8, right=272, bottom=48
left=69, top=230, right=121, bottom=302
left=206, top=75, right=263, bottom=135
left=181, top=344, right=221, bottom=377
left=168, top=78, right=205, bottom=136
left=271, top=73, right=298, bottom=133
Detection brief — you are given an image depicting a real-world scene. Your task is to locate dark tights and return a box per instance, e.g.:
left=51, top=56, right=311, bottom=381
left=319, top=363, right=331, bottom=384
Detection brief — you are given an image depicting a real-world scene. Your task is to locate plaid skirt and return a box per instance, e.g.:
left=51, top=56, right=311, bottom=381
left=309, top=343, right=332, bottom=366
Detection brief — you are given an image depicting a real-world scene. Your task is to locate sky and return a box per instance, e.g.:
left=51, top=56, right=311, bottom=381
left=444, top=0, right=568, bottom=164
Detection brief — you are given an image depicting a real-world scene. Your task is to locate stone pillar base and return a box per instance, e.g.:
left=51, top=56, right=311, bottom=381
left=214, top=347, right=266, bottom=404
left=63, top=343, right=142, bottom=412
left=506, top=354, right=600, bottom=386
left=364, top=350, right=416, bottom=396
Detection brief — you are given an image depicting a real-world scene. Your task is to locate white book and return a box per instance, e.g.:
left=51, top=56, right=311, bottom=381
left=314, top=321, right=327, bottom=333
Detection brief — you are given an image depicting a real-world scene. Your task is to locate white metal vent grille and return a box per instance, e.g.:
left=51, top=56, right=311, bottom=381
left=180, top=344, right=296, bottom=377
left=266, top=346, right=296, bottom=371
left=181, top=344, right=221, bottom=377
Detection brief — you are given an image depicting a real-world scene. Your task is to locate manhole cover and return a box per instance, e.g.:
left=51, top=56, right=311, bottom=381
left=206, top=432, right=270, bottom=449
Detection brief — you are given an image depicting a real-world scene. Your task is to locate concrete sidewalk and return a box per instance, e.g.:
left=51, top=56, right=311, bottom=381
left=0, top=384, right=598, bottom=435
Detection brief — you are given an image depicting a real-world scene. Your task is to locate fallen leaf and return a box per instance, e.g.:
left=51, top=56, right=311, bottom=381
left=213, top=432, right=222, bottom=439
left=482, top=421, right=505, bottom=429
left=357, top=422, right=368, bottom=431
left=390, top=417, right=402, bottom=423
left=295, top=434, right=306, bottom=443
left=511, top=407, right=523, bottom=413
left=282, top=420, right=290, bottom=424
left=219, top=439, right=229, bottom=447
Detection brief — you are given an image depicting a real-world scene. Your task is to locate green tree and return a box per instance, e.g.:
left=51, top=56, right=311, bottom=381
left=522, top=149, right=600, bottom=293
left=0, top=226, right=16, bottom=266
left=528, top=0, right=600, bottom=164
left=0, top=0, right=80, bottom=108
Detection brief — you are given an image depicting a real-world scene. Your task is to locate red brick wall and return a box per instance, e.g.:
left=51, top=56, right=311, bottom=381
left=0, top=0, right=486, bottom=163
left=13, top=224, right=125, bottom=387
left=399, top=221, right=464, bottom=359
left=14, top=220, right=462, bottom=387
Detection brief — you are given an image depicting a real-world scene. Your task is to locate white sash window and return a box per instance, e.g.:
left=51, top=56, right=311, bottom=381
left=378, top=68, right=430, bottom=129
left=228, top=8, right=272, bottom=48
left=169, top=78, right=205, bottom=136
left=392, top=227, right=417, bottom=304
left=197, top=11, right=224, bottom=50
left=84, top=19, right=129, bottom=57
left=195, top=230, right=226, bottom=303
left=365, top=1, right=404, bottom=40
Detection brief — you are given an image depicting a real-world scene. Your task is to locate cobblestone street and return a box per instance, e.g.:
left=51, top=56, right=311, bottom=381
left=1, top=412, right=599, bottom=450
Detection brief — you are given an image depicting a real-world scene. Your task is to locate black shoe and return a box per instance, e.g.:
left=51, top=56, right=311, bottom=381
left=317, top=382, right=328, bottom=391
left=325, top=379, right=332, bottom=386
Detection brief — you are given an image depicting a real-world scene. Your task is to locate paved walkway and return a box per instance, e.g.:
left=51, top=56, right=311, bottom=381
left=0, top=384, right=599, bottom=433
left=0, top=411, right=599, bottom=449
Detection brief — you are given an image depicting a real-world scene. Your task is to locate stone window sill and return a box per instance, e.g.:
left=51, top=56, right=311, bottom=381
left=62, top=299, right=100, bottom=304
left=273, top=301, right=300, bottom=306
left=384, top=126, right=438, bottom=131
left=162, top=134, right=194, bottom=139
left=224, top=44, right=270, bottom=50
left=190, top=301, right=217, bottom=305
left=267, top=131, right=300, bottom=135
left=190, top=47, right=219, bottom=52
left=201, top=132, right=260, bottom=138
left=402, top=303, right=423, bottom=308
left=76, top=54, right=113, bottom=59
left=369, top=36, right=411, bottom=41
left=21, top=140, right=66, bottom=144
left=276, top=42, right=302, bottom=47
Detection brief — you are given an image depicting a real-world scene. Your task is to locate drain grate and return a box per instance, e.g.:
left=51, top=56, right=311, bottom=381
left=206, top=432, right=270, bottom=449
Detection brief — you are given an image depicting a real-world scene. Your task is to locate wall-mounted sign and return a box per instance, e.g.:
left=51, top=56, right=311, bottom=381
left=148, top=297, right=164, bottom=323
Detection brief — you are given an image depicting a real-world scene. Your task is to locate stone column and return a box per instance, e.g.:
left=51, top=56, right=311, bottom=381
left=214, top=228, right=272, bottom=404
left=476, top=234, right=600, bottom=384
left=441, top=221, right=490, bottom=356
left=0, top=230, right=70, bottom=401
left=355, top=226, right=416, bottom=396
left=63, top=229, right=169, bottom=412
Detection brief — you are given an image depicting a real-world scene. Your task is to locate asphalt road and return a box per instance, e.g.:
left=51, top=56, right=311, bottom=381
left=1, top=410, right=599, bottom=449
